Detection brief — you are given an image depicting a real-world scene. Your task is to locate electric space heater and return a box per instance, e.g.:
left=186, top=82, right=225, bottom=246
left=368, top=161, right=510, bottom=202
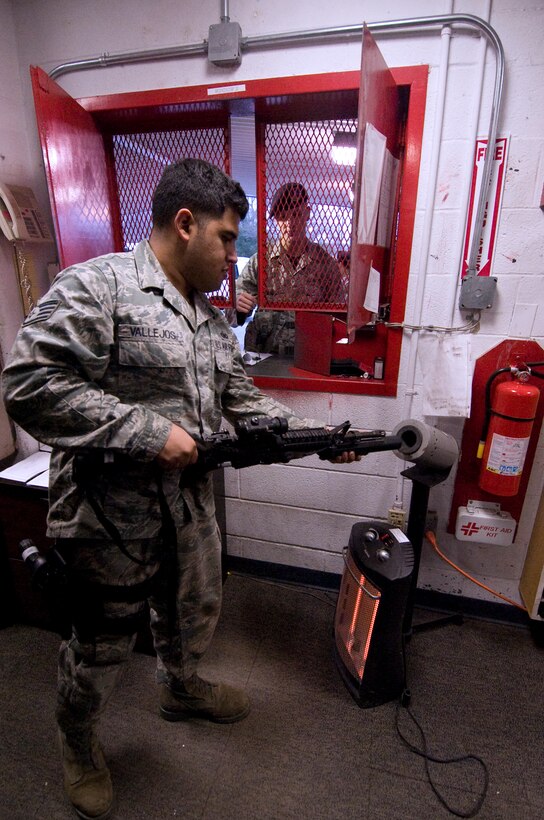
left=334, top=522, right=415, bottom=708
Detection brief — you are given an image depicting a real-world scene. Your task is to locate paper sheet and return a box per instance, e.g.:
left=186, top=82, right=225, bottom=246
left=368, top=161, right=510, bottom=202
left=376, top=150, right=399, bottom=248
left=0, top=449, right=51, bottom=484
left=27, top=470, right=50, bottom=489
left=363, top=265, right=381, bottom=314
left=357, top=123, right=387, bottom=245
left=418, top=335, right=472, bottom=417
left=242, top=351, right=273, bottom=366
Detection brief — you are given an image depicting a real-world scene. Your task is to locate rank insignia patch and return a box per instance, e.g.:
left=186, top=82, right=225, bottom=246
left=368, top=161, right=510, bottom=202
left=22, top=299, right=60, bottom=326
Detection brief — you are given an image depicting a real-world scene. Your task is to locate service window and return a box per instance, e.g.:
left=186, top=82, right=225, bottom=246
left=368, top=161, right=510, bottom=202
left=31, top=29, right=427, bottom=397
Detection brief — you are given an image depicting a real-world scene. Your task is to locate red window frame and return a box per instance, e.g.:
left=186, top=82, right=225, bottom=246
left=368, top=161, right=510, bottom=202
left=34, top=65, right=428, bottom=397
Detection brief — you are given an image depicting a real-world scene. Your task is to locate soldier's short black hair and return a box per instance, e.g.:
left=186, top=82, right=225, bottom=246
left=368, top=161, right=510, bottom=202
left=152, top=158, right=249, bottom=228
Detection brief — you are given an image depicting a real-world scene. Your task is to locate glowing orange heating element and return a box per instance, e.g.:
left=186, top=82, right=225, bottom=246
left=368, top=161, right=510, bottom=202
left=335, top=552, right=381, bottom=682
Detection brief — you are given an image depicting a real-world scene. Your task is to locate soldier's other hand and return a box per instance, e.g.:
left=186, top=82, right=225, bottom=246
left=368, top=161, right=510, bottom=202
left=328, top=451, right=362, bottom=464
left=156, top=424, right=198, bottom=470
left=324, top=424, right=363, bottom=464
left=236, top=292, right=257, bottom=315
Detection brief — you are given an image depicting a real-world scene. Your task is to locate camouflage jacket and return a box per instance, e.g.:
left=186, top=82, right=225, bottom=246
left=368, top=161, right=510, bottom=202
left=234, top=242, right=345, bottom=355
left=2, top=240, right=317, bottom=539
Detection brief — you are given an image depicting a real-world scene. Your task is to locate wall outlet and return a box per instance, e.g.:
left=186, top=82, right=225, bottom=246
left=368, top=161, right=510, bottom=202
left=388, top=507, right=407, bottom=530
left=425, top=509, right=438, bottom=533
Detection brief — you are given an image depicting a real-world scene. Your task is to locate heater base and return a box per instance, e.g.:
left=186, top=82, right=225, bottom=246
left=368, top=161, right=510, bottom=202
left=333, top=642, right=404, bottom=709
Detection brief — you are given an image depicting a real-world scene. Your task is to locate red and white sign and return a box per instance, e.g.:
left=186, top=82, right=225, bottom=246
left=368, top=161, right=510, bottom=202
left=455, top=505, right=515, bottom=546
left=462, top=135, right=509, bottom=278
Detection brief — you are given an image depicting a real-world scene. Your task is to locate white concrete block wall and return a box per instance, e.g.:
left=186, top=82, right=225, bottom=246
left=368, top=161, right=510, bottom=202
left=0, top=0, right=542, bottom=611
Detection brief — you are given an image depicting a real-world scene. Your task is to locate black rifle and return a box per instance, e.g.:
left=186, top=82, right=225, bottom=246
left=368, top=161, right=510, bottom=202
left=71, top=418, right=408, bottom=488
left=181, top=416, right=406, bottom=484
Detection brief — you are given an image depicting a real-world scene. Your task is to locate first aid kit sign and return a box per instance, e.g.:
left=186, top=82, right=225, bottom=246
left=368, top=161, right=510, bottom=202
left=455, top=505, right=516, bottom=546
left=462, top=135, right=509, bottom=278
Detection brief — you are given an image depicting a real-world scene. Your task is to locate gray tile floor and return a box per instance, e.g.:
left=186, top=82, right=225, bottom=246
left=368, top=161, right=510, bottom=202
left=1, top=573, right=542, bottom=819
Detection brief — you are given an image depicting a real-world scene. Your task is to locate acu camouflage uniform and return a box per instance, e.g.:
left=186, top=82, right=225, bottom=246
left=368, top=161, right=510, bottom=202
left=1, top=239, right=318, bottom=751
left=234, top=241, right=345, bottom=355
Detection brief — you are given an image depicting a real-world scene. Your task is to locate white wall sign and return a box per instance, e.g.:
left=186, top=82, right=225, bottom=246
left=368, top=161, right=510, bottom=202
left=455, top=503, right=516, bottom=546
left=462, top=135, right=509, bottom=278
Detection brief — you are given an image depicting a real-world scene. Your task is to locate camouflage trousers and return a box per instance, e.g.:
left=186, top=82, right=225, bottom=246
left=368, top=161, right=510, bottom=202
left=55, top=513, right=222, bottom=750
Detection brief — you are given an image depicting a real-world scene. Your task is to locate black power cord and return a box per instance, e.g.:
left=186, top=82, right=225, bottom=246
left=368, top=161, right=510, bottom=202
left=394, top=631, right=489, bottom=817
left=394, top=698, right=489, bottom=818
left=230, top=572, right=490, bottom=817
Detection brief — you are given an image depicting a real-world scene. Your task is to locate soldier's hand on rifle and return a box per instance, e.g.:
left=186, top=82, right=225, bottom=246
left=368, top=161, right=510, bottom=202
left=156, top=424, right=199, bottom=471
left=328, top=451, right=362, bottom=464
left=236, top=291, right=257, bottom=315
left=325, top=424, right=363, bottom=464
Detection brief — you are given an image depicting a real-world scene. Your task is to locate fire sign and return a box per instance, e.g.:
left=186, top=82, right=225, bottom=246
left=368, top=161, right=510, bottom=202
left=462, top=135, right=509, bottom=278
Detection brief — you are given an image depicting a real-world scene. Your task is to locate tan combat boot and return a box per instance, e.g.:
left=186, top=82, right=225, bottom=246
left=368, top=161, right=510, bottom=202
left=160, top=675, right=250, bottom=723
left=59, top=730, right=113, bottom=819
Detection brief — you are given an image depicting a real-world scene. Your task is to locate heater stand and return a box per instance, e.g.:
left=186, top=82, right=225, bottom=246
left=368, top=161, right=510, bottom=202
left=401, top=464, right=463, bottom=638
left=333, top=457, right=460, bottom=708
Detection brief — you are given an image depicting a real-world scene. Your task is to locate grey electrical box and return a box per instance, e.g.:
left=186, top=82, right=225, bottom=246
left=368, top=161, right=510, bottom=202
left=208, top=21, right=242, bottom=66
left=459, top=275, right=497, bottom=310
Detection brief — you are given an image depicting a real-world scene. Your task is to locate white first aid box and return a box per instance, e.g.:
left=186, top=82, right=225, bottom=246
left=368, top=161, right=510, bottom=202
left=455, top=500, right=516, bottom=546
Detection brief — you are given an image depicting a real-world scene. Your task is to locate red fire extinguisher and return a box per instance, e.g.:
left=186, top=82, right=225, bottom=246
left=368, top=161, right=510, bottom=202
left=478, top=364, right=541, bottom=496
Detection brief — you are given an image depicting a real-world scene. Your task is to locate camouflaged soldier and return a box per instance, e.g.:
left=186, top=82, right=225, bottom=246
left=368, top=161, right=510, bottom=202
left=232, top=182, right=346, bottom=356
left=2, top=159, right=359, bottom=820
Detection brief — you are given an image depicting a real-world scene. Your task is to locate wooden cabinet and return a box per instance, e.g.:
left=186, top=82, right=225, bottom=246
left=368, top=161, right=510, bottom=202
left=520, top=488, right=544, bottom=620
left=0, top=481, right=53, bottom=628
left=0, top=478, right=155, bottom=652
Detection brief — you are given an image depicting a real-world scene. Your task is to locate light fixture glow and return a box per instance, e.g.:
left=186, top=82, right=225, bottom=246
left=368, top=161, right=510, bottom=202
left=331, top=132, right=357, bottom=166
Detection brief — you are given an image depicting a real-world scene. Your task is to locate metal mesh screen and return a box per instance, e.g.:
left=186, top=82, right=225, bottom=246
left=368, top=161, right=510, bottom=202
left=112, top=128, right=234, bottom=305
left=259, top=118, right=356, bottom=311
left=334, top=551, right=381, bottom=683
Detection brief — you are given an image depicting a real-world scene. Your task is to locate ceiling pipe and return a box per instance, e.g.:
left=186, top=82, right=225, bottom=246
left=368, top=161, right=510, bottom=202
left=48, top=13, right=504, bottom=287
